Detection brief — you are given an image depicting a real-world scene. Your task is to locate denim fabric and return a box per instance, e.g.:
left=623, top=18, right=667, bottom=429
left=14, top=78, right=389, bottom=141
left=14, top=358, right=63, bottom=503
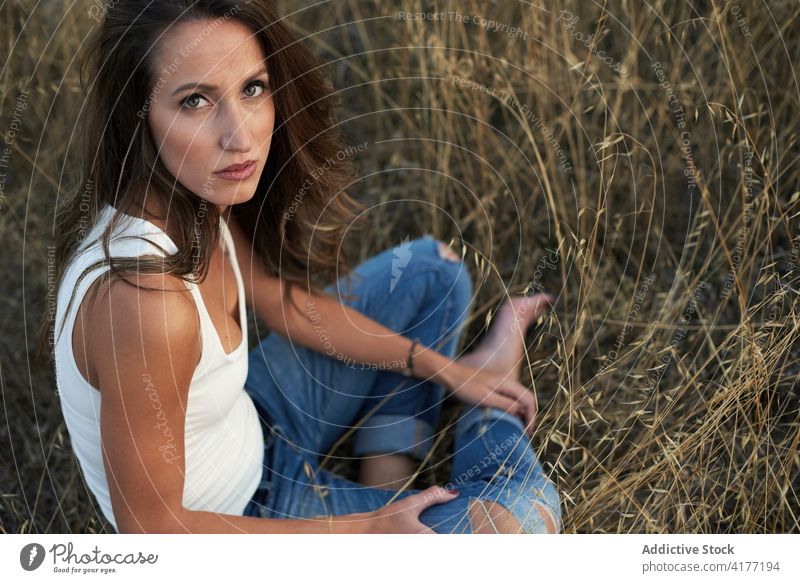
left=242, top=234, right=561, bottom=533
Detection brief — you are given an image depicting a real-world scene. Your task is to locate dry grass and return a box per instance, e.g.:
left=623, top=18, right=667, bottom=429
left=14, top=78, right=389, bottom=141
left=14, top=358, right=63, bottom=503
left=1, top=0, right=798, bottom=533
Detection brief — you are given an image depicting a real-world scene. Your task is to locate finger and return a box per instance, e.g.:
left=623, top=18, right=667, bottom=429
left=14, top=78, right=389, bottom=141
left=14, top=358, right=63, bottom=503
left=521, top=409, right=539, bottom=437
left=496, top=381, right=536, bottom=413
left=511, top=384, right=536, bottom=409
left=521, top=392, right=538, bottom=423
left=488, top=378, right=538, bottom=434
left=525, top=396, right=539, bottom=433
left=486, top=393, right=523, bottom=417
left=489, top=396, right=535, bottom=438
left=401, top=485, right=459, bottom=514
left=515, top=399, right=532, bottom=426
left=495, top=378, right=528, bottom=401
left=496, top=384, right=536, bottom=429
left=516, top=402, right=535, bottom=434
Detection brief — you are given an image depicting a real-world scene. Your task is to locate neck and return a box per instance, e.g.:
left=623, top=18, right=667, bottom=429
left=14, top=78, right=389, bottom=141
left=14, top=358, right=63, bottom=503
left=117, top=195, right=226, bottom=244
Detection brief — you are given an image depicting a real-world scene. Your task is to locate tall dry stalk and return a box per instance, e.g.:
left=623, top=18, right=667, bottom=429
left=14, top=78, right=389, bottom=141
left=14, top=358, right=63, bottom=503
left=1, top=0, right=797, bottom=533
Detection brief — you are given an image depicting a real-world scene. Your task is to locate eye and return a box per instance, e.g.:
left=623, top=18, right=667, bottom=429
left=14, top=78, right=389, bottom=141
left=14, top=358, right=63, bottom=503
left=243, top=79, right=269, bottom=98
left=179, top=93, right=210, bottom=109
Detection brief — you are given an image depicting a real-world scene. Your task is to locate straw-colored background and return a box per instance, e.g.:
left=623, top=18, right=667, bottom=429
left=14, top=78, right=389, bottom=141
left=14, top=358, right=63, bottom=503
left=1, top=0, right=798, bottom=533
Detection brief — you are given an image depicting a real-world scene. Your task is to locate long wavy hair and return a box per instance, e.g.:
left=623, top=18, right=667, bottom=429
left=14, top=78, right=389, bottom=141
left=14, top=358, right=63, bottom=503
left=34, top=0, right=364, bottom=368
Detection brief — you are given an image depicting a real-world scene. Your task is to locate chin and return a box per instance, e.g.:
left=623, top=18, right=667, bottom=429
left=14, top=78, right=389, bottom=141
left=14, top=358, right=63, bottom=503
left=234, top=186, right=258, bottom=202
left=220, top=188, right=257, bottom=208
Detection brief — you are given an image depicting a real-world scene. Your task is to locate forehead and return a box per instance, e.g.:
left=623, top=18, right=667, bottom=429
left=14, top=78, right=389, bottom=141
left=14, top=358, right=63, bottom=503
left=153, top=18, right=266, bottom=85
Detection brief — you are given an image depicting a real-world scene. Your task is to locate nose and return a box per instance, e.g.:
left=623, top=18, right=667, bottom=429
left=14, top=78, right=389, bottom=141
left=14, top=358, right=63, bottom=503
left=218, top=103, right=253, bottom=152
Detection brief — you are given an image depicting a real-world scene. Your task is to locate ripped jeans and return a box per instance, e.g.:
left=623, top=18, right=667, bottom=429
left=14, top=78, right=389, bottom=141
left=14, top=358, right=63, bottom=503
left=242, top=234, right=562, bottom=533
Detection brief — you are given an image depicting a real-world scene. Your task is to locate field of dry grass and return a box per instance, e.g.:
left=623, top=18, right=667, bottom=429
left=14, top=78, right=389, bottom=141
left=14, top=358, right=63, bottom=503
left=1, top=0, right=798, bottom=533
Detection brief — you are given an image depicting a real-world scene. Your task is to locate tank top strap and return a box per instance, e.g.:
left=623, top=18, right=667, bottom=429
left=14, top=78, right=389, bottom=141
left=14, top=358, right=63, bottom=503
left=219, top=217, right=246, bottom=297
left=179, top=216, right=247, bottom=363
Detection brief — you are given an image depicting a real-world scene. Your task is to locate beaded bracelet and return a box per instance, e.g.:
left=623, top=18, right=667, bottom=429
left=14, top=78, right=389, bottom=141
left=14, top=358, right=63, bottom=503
left=402, top=338, right=419, bottom=377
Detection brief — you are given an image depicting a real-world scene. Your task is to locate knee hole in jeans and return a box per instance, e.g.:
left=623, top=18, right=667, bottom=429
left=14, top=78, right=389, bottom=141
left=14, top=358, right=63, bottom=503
left=467, top=498, right=523, bottom=534
left=437, top=241, right=462, bottom=262
left=467, top=497, right=558, bottom=534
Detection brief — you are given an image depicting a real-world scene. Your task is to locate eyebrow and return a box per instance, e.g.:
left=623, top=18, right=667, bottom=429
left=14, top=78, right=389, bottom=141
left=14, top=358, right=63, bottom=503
left=170, top=67, right=269, bottom=97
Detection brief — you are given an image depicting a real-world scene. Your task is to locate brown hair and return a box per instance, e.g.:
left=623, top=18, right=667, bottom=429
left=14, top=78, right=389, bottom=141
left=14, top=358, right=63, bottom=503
left=34, top=0, right=364, bottom=369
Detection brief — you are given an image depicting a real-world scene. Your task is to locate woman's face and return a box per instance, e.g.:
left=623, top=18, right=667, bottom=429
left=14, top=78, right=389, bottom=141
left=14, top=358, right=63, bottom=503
left=147, top=18, right=275, bottom=211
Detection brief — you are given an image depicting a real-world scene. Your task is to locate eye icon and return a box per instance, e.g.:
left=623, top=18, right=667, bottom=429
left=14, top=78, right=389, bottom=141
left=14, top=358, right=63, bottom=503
left=20, top=543, right=46, bottom=571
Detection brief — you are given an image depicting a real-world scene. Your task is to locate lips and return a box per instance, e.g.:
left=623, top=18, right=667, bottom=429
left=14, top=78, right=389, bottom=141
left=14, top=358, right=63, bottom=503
left=215, top=159, right=256, bottom=173
left=213, top=159, right=258, bottom=182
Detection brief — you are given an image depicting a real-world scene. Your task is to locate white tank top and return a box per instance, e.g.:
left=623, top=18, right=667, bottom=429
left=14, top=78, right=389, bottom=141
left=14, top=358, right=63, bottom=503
left=53, top=204, right=264, bottom=532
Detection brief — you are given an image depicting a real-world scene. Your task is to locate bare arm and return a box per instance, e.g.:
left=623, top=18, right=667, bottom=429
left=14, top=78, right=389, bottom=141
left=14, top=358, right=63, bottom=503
left=225, top=215, right=455, bottom=385
left=225, top=216, right=538, bottom=430
left=89, top=271, right=453, bottom=533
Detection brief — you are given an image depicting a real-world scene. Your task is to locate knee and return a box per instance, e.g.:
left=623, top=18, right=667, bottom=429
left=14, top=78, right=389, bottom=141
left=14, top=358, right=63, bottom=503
left=435, top=239, right=462, bottom=262
left=422, top=235, right=463, bottom=267
left=390, top=235, right=473, bottom=314
left=468, top=496, right=560, bottom=534
left=419, top=236, right=473, bottom=302
left=467, top=498, right=524, bottom=533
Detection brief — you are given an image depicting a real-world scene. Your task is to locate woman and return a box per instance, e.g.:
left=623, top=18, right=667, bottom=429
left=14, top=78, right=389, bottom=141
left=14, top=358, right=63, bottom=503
left=41, top=0, right=561, bottom=534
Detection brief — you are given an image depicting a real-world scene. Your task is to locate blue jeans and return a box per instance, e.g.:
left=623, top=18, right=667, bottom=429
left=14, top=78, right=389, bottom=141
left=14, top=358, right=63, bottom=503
left=242, top=234, right=562, bottom=533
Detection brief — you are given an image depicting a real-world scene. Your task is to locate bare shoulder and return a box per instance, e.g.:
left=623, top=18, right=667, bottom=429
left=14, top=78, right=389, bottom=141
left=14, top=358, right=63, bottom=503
left=85, top=271, right=201, bottom=532
left=77, top=271, right=201, bottom=387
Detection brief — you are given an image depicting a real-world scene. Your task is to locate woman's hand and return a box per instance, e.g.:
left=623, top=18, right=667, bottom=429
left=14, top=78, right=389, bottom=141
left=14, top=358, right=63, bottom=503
left=440, top=363, right=538, bottom=436
left=364, top=486, right=460, bottom=533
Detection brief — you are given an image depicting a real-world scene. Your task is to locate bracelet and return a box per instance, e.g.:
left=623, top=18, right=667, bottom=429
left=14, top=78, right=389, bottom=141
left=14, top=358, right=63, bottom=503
left=402, top=338, right=419, bottom=377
